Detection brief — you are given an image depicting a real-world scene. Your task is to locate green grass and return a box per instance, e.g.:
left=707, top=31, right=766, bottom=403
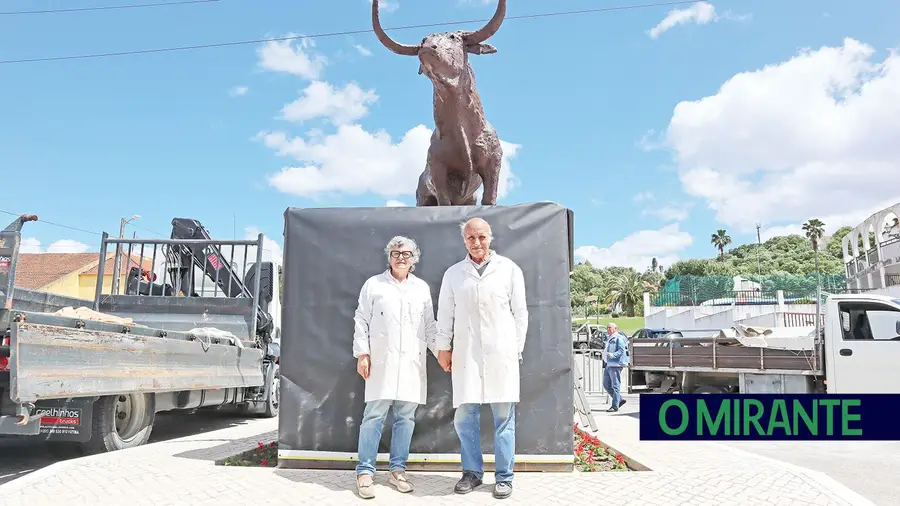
left=571, top=316, right=645, bottom=336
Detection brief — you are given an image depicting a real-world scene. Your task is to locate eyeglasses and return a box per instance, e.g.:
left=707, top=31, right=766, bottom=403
left=390, top=251, right=413, bottom=259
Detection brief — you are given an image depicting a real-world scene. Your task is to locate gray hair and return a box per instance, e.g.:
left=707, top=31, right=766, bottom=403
left=459, top=217, right=493, bottom=239
left=384, top=235, right=421, bottom=271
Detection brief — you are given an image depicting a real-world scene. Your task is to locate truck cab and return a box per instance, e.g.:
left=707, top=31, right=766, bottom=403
left=822, top=293, right=900, bottom=393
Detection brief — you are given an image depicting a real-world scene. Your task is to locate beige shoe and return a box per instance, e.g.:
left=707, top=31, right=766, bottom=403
left=389, top=470, right=414, bottom=493
left=356, top=474, right=375, bottom=499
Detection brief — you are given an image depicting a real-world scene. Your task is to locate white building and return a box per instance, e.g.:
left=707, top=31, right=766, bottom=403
left=841, top=202, right=900, bottom=294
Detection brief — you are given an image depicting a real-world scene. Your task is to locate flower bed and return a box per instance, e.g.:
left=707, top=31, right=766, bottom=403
left=574, top=424, right=629, bottom=472
left=221, top=441, right=278, bottom=467
left=222, top=430, right=631, bottom=472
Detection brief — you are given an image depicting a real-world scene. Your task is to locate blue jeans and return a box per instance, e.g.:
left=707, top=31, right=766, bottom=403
left=453, top=402, right=516, bottom=483
left=356, top=399, right=418, bottom=476
left=603, top=366, right=623, bottom=408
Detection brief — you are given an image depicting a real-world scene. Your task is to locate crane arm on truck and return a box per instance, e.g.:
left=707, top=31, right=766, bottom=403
left=122, top=217, right=276, bottom=341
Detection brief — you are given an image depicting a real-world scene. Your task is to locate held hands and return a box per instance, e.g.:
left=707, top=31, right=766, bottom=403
left=357, top=354, right=371, bottom=380
left=437, top=350, right=452, bottom=372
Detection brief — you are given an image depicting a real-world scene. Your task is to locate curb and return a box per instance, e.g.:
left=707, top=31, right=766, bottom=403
left=590, top=438, right=653, bottom=472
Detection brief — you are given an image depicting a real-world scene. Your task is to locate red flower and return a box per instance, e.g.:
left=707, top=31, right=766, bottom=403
left=269, top=441, right=277, bottom=448
left=258, top=442, right=265, bottom=449
left=261, top=459, right=269, bottom=466
left=616, top=454, right=624, bottom=463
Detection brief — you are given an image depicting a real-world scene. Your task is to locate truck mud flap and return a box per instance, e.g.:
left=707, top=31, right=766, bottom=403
left=8, top=320, right=265, bottom=403
left=33, top=398, right=95, bottom=442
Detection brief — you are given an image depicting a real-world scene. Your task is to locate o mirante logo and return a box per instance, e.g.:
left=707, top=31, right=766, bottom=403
left=639, top=394, right=897, bottom=441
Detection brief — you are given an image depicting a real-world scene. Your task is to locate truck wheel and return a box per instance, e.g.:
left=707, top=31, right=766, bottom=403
left=262, top=363, right=280, bottom=418
left=82, top=393, right=155, bottom=454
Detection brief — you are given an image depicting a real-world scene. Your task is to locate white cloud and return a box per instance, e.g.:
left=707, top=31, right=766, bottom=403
left=18, top=238, right=91, bottom=254
left=257, top=34, right=327, bottom=79
left=575, top=224, right=694, bottom=270
left=258, top=125, right=521, bottom=201
left=633, top=192, right=654, bottom=202
left=386, top=200, right=407, bottom=207
left=636, top=129, right=664, bottom=151
left=354, top=44, right=372, bottom=57
left=229, top=86, right=248, bottom=97
left=663, top=38, right=900, bottom=234
left=648, top=1, right=718, bottom=39
left=243, top=226, right=284, bottom=265
left=760, top=224, right=804, bottom=242
left=281, top=81, right=378, bottom=125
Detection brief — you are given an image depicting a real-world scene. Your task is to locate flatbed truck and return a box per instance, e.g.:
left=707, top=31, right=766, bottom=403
left=0, top=214, right=282, bottom=453
left=628, top=292, right=900, bottom=394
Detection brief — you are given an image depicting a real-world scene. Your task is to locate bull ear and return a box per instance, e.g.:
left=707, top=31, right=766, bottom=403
left=466, top=43, right=497, bottom=55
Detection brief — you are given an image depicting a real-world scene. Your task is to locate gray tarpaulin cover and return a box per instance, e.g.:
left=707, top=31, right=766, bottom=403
left=278, top=202, right=574, bottom=470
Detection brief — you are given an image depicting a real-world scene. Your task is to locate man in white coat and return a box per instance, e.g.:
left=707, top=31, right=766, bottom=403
left=352, top=235, right=439, bottom=499
left=435, top=217, right=528, bottom=500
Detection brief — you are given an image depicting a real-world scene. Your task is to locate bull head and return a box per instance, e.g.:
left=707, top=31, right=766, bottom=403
left=371, top=0, right=506, bottom=84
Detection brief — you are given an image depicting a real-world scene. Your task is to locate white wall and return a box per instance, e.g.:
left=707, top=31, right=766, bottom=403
left=644, top=290, right=818, bottom=330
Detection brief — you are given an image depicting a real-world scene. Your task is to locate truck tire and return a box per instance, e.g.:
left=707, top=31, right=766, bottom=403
left=262, top=363, right=280, bottom=418
left=82, top=393, right=156, bottom=454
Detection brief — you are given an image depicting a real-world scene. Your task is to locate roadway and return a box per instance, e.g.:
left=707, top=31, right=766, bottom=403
left=0, top=411, right=255, bottom=486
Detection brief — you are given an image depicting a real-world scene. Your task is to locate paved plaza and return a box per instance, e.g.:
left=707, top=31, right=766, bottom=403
left=0, top=395, right=878, bottom=506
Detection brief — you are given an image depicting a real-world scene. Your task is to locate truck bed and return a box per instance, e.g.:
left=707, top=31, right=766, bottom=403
left=5, top=288, right=264, bottom=404
left=629, top=336, right=823, bottom=375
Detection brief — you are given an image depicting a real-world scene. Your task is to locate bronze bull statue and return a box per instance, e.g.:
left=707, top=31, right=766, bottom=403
left=371, top=0, right=506, bottom=206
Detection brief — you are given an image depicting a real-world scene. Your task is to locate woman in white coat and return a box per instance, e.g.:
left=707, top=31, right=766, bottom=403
left=351, top=235, right=438, bottom=499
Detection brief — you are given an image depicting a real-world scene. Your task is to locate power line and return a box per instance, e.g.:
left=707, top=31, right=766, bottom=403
left=0, top=208, right=101, bottom=235
left=0, top=0, right=702, bottom=65
left=0, top=0, right=224, bottom=16
left=127, top=222, right=167, bottom=238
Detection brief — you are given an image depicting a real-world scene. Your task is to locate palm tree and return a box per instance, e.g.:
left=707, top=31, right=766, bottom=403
left=605, top=270, right=644, bottom=317
left=710, top=229, right=732, bottom=259
left=803, top=218, right=826, bottom=289
left=651, top=257, right=658, bottom=273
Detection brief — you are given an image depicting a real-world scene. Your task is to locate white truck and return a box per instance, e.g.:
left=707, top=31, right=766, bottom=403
left=628, top=292, right=900, bottom=394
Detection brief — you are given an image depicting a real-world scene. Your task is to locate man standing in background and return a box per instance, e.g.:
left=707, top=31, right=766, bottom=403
left=602, top=322, right=629, bottom=412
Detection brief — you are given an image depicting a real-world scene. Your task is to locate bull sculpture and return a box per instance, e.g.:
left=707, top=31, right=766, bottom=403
left=372, top=0, right=506, bottom=206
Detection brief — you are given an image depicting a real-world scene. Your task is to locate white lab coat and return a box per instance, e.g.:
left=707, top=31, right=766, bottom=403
left=352, top=270, right=438, bottom=405
left=435, top=252, right=528, bottom=408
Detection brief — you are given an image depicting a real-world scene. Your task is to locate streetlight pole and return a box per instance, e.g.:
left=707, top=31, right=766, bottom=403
left=111, top=214, right=140, bottom=295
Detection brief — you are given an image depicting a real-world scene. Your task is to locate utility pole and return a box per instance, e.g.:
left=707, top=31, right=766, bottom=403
left=755, top=223, right=763, bottom=278
left=111, top=215, right=140, bottom=295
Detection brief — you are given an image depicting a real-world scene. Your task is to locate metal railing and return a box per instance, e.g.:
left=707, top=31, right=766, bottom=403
left=94, top=233, right=265, bottom=339
left=650, top=289, right=816, bottom=307
left=573, top=349, right=606, bottom=396
left=782, top=312, right=822, bottom=327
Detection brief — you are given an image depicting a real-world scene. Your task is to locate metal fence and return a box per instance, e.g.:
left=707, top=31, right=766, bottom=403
left=573, top=349, right=607, bottom=396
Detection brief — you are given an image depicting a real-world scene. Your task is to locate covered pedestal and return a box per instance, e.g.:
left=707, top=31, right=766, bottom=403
left=278, top=202, right=575, bottom=472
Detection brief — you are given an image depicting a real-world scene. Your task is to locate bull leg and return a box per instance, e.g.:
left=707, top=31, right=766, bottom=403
left=479, top=162, right=501, bottom=206
left=430, top=162, right=453, bottom=206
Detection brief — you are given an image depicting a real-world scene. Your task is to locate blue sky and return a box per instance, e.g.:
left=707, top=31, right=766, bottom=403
left=2, top=0, right=899, bottom=270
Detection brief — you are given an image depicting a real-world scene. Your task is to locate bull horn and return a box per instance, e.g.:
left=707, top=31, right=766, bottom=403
left=465, top=0, right=506, bottom=44
left=371, top=0, right=419, bottom=56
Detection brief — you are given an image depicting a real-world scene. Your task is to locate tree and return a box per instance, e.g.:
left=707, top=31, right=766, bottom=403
left=605, top=270, right=644, bottom=317
left=711, top=229, right=732, bottom=259
left=803, top=218, right=826, bottom=289
left=651, top=257, right=658, bottom=272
